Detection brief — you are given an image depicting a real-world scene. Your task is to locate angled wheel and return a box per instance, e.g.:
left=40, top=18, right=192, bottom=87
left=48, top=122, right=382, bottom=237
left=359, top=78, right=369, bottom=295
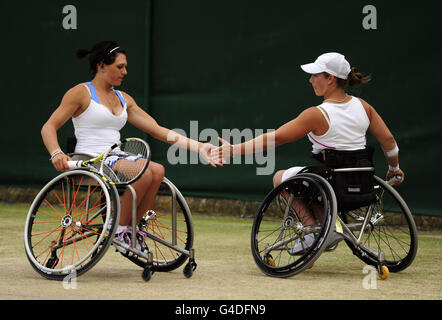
left=342, top=175, right=418, bottom=273
left=127, top=177, right=194, bottom=272
left=24, top=170, right=119, bottom=280
left=251, top=173, right=337, bottom=277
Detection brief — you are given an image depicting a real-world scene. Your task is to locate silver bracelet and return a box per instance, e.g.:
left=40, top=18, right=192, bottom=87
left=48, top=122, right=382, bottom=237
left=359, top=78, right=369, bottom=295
left=388, top=164, right=400, bottom=172
left=49, top=150, right=65, bottom=161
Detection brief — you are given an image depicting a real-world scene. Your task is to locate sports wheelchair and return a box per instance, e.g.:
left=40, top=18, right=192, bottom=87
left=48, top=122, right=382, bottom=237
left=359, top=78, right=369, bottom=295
left=251, top=147, right=418, bottom=279
left=24, top=140, right=197, bottom=282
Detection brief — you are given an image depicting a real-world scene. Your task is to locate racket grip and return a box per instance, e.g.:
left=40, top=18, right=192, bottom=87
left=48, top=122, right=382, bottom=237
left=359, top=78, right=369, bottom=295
left=67, top=160, right=83, bottom=169
left=387, top=174, right=402, bottom=186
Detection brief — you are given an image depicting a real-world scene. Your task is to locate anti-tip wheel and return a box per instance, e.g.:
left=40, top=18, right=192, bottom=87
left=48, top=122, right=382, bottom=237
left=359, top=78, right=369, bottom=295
left=142, top=267, right=153, bottom=282
left=378, top=265, right=389, bottom=280
left=183, top=261, right=197, bottom=278
left=264, top=254, right=275, bottom=267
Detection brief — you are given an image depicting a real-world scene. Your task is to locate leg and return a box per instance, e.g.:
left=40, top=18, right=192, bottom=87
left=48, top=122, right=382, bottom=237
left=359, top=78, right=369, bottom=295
left=135, top=162, right=165, bottom=221
left=118, top=161, right=165, bottom=226
left=273, top=168, right=319, bottom=226
left=126, top=177, right=196, bottom=274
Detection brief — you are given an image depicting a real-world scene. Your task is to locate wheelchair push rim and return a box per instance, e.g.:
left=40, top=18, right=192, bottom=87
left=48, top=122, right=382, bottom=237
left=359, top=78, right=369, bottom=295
left=24, top=170, right=118, bottom=278
left=126, top=177, right=195, bottom=273
left=251, top=173, right=337, bottom=278
left=342, top=175, right=418, bottom=273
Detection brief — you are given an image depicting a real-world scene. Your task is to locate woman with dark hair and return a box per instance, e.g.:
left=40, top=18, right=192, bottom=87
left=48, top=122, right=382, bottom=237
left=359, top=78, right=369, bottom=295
left=213, top=52, right=404, bottom=252
left=41, top=41, right=219, bottom=252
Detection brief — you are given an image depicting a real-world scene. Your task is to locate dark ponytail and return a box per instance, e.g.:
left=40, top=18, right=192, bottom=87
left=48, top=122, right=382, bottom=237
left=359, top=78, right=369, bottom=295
left=76, top=41, right=126, bottom=75
left=347, top=67, right=371, bottom=86
left=334, top=67, right=371, bottom=89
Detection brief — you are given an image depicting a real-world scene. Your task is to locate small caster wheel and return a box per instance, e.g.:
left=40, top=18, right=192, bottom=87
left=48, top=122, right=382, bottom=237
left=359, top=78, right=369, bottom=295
left=183, top=263, right=193, bottom=278
left=264, top=254, right=275, bottom=267
left=378, top=265, right=389, bottom=280
left=183, top=260, right=197, bottom=278
left=142, top=267, right=152, bottom=282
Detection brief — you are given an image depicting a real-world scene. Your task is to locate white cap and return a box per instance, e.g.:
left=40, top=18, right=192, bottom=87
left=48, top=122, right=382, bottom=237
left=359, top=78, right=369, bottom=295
left=301, top=52, right=351, bottom=80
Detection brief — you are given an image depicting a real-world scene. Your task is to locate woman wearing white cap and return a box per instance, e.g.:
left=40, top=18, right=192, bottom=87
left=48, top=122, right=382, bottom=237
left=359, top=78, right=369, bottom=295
left=212, top=52, right=404, bottom=251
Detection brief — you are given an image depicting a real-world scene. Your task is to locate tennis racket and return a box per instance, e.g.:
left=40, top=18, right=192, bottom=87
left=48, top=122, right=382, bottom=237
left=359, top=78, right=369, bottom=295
left=68, top=137, right=151, bottom=185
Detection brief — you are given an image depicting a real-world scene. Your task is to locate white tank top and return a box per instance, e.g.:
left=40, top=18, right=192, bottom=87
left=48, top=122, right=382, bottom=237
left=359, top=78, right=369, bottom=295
left=72, top=82, right=128, bottom=156
left=307, top=96, right=370, bottom=154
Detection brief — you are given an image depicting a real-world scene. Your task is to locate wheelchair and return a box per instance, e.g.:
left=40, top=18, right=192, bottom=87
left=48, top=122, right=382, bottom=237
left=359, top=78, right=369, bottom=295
left=251, top=148, right=418, bottom=279
left=24, top=141, right=197, bottom=282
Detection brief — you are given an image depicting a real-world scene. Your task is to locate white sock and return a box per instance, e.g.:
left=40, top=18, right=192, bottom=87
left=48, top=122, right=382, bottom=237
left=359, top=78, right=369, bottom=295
left=116, top=225, right=129, bottom=234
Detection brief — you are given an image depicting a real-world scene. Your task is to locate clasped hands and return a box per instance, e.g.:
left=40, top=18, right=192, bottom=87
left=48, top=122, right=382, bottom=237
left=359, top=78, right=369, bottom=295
left=199, top=138, right=233, bottom=168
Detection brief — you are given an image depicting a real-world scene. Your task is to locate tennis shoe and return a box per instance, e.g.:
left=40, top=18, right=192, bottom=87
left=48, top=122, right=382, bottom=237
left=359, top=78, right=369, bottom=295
left=289, top=231, right=344, bottom=255
left=136, top=228, right=149, bottom=253
left=114, top=226, right=132, bottom=255
left=289, top=233, right=316, bottom=255
left=324, top=232, right=344, bottom=252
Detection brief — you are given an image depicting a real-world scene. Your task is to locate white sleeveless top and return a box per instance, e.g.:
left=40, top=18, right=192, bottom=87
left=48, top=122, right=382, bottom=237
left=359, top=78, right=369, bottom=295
left=72, top=82, right=128, bottom=156
left=307, top=96, right=370, bottom=154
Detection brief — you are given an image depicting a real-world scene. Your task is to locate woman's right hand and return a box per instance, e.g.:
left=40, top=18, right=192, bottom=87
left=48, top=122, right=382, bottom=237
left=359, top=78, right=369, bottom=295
left=51, top=153, right=72, bottom=172
left=210, top=137, right=233, bottom=165
left=386, top=169, right=405, bottom=185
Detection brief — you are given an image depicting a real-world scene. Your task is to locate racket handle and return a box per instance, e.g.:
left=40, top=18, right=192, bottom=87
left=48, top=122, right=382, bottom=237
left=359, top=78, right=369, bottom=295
left=387, top=174, right=402, bottom=186
left=67, top=160, right=83, bottom=169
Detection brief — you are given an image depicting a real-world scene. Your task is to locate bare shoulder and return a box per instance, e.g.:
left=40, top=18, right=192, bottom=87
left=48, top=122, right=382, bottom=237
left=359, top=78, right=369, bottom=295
left=46, top=83, right=90, bottom=122
left=118, top=90, right=137, bottom=108
left=300, top=106, right=320, bottom=115
left=62, top=83, right=90, bottom=104
left=298, top=106, right=324, bottom=120
left=118, top=90, right=134, bottom=102
left=294, top=106, right=326, bottom=129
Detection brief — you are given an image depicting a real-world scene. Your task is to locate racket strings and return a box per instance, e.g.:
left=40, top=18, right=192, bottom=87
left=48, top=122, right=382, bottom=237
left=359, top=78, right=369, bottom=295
left=105, top=139, right=150, bottom=185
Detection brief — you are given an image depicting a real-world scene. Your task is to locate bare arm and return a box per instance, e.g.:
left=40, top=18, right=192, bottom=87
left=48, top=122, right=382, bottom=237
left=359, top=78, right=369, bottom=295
left=124, top=93, right=219, bottom=166
left=41, top=84, right=89, bottom=171
left=222, top=107, right=323, bottom=156
left=359, top=98, right=404, bottom=183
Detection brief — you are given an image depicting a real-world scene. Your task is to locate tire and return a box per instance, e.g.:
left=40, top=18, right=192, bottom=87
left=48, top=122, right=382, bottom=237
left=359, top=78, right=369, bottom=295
left=24, top=170, right=119, bottom=280
left=251, top=173, right=337, bottom=277
left=126, top=177, right=194, bottom=272
left=342, top=175, right=418, bottom=272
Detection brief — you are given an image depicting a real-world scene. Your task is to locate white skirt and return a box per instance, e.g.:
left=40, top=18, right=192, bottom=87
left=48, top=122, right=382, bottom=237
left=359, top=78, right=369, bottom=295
left=281, top=166, right=306, bottom=183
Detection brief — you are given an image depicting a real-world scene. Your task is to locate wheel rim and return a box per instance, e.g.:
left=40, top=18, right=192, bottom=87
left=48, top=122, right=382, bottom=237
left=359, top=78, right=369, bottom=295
left=136, top=179, right=193, bottom=271
left=24, top=170, right=113, bottom=276
left=252, top=175, right=336, bottom=277
left=343, top=176, right=417, bottom=272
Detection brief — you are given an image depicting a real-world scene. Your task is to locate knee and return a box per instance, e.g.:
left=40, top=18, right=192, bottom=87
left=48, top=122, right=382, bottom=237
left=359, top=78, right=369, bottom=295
left=273, top=170, right=285, bottom=188
left=149, top=162, right=165, bottom=183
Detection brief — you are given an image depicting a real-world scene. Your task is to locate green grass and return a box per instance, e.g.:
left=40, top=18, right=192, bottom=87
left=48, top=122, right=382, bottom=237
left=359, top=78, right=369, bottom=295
left=1, top=203, right=442, bottom=300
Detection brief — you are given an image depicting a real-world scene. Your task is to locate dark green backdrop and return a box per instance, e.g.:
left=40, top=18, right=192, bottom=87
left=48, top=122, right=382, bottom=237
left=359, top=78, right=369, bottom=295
left=1, top=0, right=441, bottom=216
